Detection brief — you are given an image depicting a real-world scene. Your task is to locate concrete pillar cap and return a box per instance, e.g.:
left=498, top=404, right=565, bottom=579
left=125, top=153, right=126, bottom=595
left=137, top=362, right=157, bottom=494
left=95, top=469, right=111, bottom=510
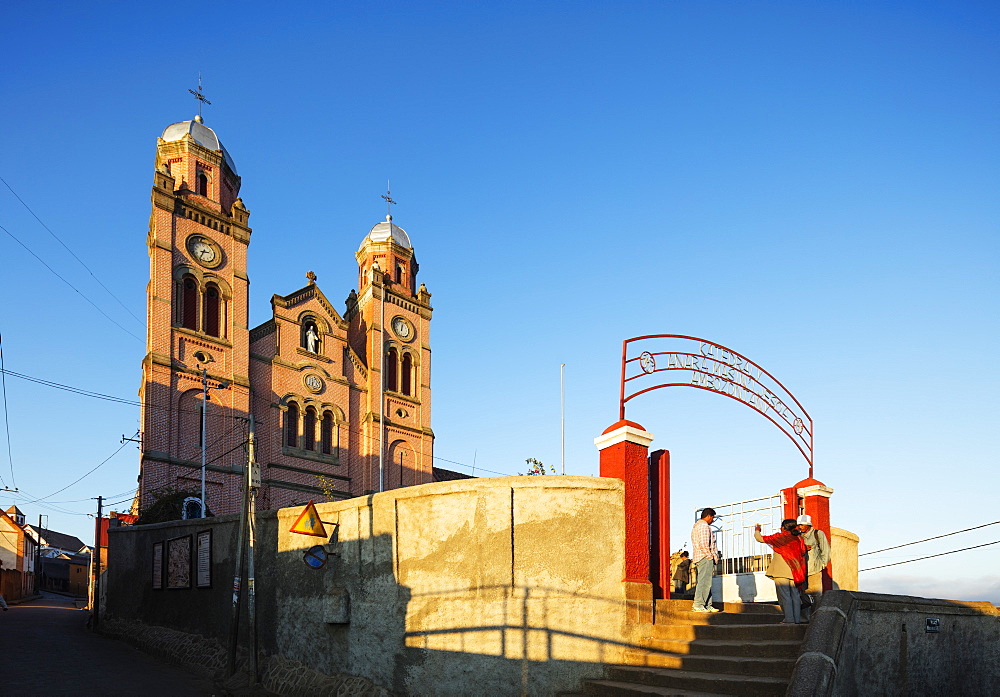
left=594, top=422, right=655, bottom=450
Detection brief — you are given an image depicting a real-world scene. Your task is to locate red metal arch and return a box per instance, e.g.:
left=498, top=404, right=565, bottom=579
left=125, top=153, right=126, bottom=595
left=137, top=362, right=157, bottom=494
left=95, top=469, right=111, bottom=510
left=619, top=334, right=814, bottom=477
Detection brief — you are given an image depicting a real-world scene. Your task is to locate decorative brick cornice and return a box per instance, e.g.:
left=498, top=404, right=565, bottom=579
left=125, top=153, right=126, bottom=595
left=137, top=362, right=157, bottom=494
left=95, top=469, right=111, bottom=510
left=249, top=319, right=276, bottom=344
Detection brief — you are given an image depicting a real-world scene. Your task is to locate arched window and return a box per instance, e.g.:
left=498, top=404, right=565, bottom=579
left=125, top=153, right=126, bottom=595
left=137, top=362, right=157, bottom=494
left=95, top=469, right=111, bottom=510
left=285, top=403, right=299, bottom=448
left=386, top=347, right=398, bottom=392
left=303, top=406, right=316, bottom=451
left=182, top=277, right=198, bottom=330
left=395, top=265, right=403, bottom=285
left=196, top=170, right=209, bottom=196
left=301, top=318, right=320, bottom=353
left=203, top=284, right=221, bottom=337
left=321, top=411, right=334, bottom=455
left=401, top=353, right=413, bottom=396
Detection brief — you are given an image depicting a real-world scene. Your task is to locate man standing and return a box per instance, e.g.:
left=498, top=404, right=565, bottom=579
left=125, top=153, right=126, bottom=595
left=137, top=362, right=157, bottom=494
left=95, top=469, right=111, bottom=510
left=797, top=514, right=830, bottom=621
left=690, top=508, right=721, bottom=613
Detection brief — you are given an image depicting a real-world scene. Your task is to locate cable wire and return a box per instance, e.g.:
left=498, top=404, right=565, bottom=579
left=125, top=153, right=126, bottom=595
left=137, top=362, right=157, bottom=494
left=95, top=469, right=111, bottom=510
left=859, top=521, right=1000, bottom=556
left=0, top=334, right=13, bottom=487
left=0, top=223, right=142, bottom=342
left=859, top=540, right=1000, bottom=572
left=16, top=433, right=135, bottom=504
left=0, top=175, right=143, bottom=325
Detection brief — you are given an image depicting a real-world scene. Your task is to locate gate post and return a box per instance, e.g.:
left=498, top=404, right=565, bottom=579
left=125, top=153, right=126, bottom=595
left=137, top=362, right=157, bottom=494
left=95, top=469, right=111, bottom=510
left=595, top=420, right=654, bottom=623
left=795, top=477, right=835, bottom=591
left=649, top=449, right=671, bottom=600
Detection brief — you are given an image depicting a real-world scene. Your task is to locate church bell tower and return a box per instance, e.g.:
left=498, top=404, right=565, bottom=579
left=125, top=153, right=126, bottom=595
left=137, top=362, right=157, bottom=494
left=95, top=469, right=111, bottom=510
left=138, top=115, right=253, bottom=515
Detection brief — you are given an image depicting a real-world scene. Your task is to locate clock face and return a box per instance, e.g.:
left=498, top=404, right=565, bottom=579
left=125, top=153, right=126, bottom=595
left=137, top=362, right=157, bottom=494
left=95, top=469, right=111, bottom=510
left=392, top=317, right=412, bottom=340
left=186, top=235, right=221, bottom=267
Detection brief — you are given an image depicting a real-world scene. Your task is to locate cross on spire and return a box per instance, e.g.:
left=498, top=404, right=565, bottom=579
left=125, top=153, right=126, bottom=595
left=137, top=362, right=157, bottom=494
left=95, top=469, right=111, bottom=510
left=381, top=181, right=396, bottom=219
left=187, top=73, right=212, bottom=119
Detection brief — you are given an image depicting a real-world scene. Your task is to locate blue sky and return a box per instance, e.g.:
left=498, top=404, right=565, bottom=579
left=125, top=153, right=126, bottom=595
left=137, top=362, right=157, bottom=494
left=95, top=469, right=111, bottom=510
left=1, top=1, right=997, bottom=602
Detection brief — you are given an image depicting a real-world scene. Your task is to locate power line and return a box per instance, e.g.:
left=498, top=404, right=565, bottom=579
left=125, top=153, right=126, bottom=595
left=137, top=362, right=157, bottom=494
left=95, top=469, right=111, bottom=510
left=859, top=540, right=1000, bottom=572
left=859, top=521, right=1000, bottom=556
left=15, top=433, right=136, bottom=505
left=0, top=175, right=143, bottom=325
left=0, top=334, right=12, bottom=487
left=0, top=223, right=142, bottom=342
left=0, top=367, right=247, bottom=421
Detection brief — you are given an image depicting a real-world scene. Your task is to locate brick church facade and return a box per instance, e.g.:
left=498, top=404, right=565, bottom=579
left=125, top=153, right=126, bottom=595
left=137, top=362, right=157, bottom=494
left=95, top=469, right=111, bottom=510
left=138, top=115, right=436, bottom=515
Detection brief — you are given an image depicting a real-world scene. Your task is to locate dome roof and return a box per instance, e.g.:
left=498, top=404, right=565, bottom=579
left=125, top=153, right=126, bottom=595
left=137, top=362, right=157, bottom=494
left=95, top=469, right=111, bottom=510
left=160, top=116, right=238, bottom=174
left=359, top=216, right=411, bottom=250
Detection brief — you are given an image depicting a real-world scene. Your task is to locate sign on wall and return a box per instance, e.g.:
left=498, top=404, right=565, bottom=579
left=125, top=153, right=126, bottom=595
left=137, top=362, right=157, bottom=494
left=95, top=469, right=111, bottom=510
left=620, top=334, right=814, bottom=475
left=152, top=541, right=163, bottom=590
left=166, top=535, right=192, bottom=590
left=196, top=530, right=212, bottom=588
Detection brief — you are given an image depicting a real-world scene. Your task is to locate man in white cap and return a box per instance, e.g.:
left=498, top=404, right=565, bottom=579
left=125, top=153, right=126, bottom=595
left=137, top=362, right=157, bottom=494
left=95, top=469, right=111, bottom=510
left=797, top=514, right=830, bottom=621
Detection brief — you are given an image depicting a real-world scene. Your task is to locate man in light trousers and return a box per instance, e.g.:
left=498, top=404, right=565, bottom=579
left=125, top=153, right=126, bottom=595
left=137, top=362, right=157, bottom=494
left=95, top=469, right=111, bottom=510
left=797, top=514, right=830, bottom=621
left=690, top=508, right=721, bottom=613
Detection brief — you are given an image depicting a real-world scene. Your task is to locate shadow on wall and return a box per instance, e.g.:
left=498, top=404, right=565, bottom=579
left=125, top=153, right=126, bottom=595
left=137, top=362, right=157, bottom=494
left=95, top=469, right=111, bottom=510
left=106, top=475, right=661, bottom=696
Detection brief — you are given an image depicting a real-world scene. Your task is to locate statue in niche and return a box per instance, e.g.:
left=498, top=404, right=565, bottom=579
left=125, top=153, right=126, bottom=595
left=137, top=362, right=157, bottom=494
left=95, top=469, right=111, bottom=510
left=305, top=322, right=319, bottom=353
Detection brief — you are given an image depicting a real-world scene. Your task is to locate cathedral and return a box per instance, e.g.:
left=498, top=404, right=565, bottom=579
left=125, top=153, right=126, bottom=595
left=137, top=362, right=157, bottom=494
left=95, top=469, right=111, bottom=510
left=137, top=114, right=440, bottom=515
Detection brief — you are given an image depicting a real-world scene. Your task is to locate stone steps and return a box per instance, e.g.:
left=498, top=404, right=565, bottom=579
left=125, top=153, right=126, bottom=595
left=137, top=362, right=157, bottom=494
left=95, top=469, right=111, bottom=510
left=622, top=650, right=795, bottom=678
left=575, top=600, right=805, bottom=697
left=601, top=666, right=791, bottom=697
left=641, top=637, right=802, bottom=658
left=643, top=621, right=806, bottom=642
left=572, top=680, right=732, bottom=696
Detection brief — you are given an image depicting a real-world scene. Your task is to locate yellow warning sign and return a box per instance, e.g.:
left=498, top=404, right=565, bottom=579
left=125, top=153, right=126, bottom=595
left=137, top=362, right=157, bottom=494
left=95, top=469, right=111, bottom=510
left=289, top=501, right=327, bottom=537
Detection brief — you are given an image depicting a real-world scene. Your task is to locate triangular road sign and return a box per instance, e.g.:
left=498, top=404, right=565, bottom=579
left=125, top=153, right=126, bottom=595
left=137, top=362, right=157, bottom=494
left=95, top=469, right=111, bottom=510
left=289, top=501, right=327, bottom=537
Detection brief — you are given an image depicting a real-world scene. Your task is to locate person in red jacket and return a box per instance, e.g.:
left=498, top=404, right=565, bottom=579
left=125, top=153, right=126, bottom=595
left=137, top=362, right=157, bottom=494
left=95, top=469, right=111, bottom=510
left=755, top=519, right=808, bottom=624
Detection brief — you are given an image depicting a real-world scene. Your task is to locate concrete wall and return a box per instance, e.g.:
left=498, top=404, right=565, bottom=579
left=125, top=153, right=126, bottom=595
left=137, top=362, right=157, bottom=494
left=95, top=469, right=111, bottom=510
left=788, top=590, right=1000, bottom=697
left=830, top=526, right=858, bottom=591
left=107, top=475, right=630, bottom=696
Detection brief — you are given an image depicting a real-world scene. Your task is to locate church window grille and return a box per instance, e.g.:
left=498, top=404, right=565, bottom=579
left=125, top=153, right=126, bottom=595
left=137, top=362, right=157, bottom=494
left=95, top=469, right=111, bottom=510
left=203, top=284, right=221, bottom=337
left=401, top=353, right=413, bottom=396
left=321, top=411, right=334, bottom=455
left=182, top=277, right=198, bottom=330
left=386, top=347, right=398, bottom=393
left=303, top=406, right=317, bottom=451
left=286, top=403, right=299, bottom=448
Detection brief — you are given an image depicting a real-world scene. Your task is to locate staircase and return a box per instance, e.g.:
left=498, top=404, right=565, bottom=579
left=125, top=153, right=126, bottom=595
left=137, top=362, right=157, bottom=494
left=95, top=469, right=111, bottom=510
left=568, top=600, right=806, bottom=696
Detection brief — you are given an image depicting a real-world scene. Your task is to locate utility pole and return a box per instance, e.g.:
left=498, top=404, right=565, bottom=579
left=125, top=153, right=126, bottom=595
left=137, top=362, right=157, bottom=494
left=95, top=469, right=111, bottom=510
left=247, top=416, right=260, bottom=683
left=201, top=367, right=208, bottom=516
left=35, top=514, right=43, bottom=594
left=92, top=496, right=103, bottom=631
left=227, top=420, right=251, bottom=678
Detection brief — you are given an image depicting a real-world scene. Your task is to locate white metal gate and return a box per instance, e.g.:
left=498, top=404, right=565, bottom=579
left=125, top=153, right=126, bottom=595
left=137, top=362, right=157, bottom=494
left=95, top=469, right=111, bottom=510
left=696, top=494, right=784, bottom=575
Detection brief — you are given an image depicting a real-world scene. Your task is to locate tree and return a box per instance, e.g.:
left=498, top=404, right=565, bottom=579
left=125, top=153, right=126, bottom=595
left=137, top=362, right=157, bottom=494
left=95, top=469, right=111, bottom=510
left=518, top=458, right=554, bottom=476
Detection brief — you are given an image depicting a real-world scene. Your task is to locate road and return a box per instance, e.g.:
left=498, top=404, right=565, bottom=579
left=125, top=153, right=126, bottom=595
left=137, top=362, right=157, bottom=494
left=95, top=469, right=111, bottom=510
left=2, top=592, right=217, bottom=696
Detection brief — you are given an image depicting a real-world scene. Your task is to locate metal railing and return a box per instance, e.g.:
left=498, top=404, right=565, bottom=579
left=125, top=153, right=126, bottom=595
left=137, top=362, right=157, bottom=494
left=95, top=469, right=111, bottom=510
left=697, top=494, right=783, bottom=575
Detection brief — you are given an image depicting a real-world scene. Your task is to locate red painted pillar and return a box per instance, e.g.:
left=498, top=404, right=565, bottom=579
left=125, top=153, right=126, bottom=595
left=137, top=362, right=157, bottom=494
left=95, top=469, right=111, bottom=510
left=781, top=486, right=800, bottom=521
left=794, top=477, right=835, bottom=591
left=596, top=420, right=655, bottom=622
left=649, top=449, right=671, bottom=600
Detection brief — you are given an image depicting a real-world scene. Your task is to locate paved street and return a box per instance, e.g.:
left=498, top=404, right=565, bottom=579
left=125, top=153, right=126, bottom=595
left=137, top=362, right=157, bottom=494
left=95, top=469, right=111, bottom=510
left=3, top=592, right=217, bottom=696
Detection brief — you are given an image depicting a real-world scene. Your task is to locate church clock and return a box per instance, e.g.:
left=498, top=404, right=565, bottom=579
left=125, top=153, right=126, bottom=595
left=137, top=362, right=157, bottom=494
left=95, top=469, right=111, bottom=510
left=186, top=234, right=222, bottom=268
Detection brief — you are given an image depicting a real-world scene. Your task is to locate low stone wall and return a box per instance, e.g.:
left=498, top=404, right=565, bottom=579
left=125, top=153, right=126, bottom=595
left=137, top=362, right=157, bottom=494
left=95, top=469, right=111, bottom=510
left=103, top=617, right=391, bottom=696
left=787, top=590, right=1000, bottom=696
left=829, top=527, right=858, bottom=591
left=106, top=475, right=629, bottom=696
